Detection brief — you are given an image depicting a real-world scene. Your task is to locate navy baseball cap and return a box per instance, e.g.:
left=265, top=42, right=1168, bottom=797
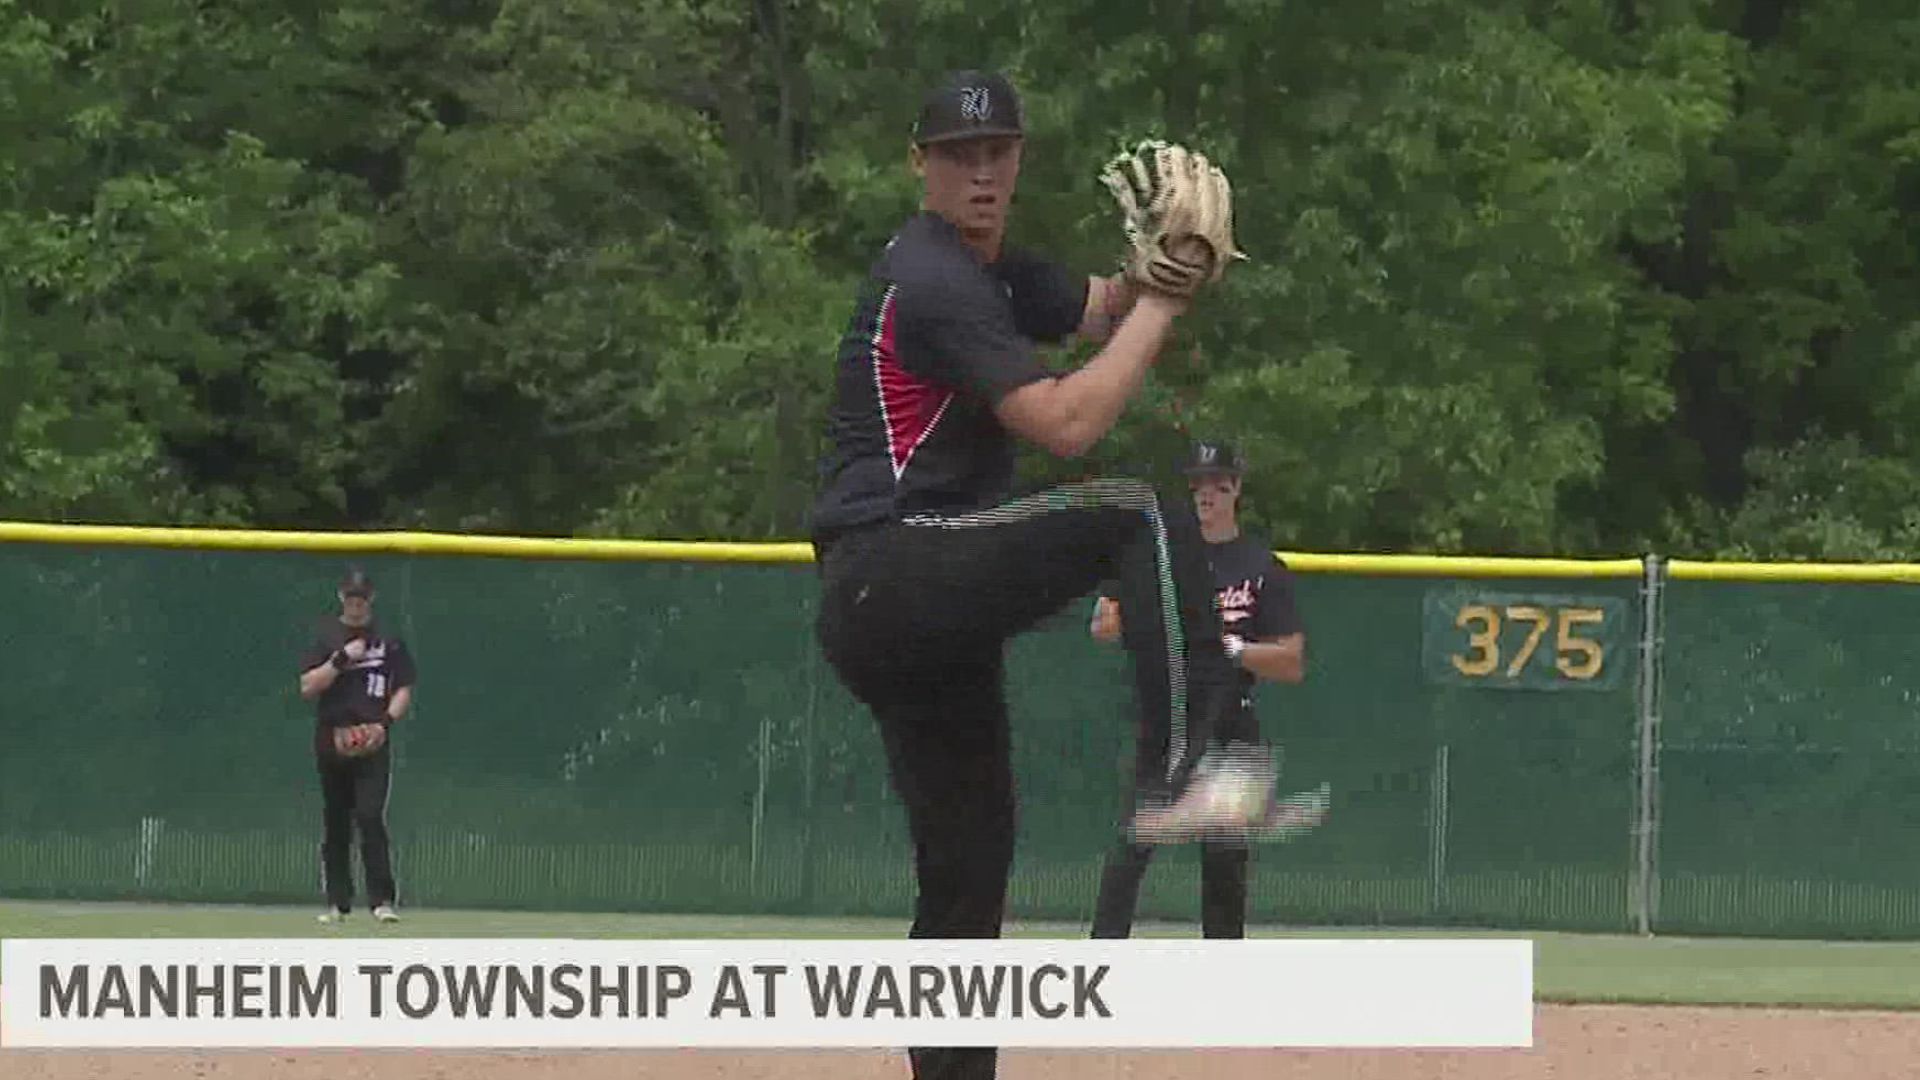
left=339, top=567, right=375, bottom=598
left=913, top=70, right=1025, bottom=146
left=1181, top=440, right=1244, bottom=477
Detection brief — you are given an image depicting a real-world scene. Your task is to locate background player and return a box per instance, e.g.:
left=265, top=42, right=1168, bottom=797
left=808, top=70, right=1251, bottom=1080
left=297, top=567, right=417, bottom=925
left=1087, top=439, right=1324, bottom=939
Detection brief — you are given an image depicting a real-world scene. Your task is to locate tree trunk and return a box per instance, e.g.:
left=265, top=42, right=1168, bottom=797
left=1160, top=0, right=1200, bottom=134
left=752, top=0, right=809, bottom=228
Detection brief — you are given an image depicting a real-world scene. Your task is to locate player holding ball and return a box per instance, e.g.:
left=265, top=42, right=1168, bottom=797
left=809, top=67, right=1252, bottom=1080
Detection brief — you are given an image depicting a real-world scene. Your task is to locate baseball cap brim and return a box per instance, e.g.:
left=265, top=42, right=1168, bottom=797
left=915, top=125, right=1024, bottom=146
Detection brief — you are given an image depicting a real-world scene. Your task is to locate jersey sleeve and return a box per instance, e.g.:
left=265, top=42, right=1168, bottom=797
left=1095, top=578, right=1120, bottom=602
left=389, top=639, right=419, bottom=691
left=992, top=250, right=1088, bottom=345
left=893, top=263, right=1053, bottom=406
left=299, top=636, right=333, bottom=674
left=1253, top=556, right=1303, bottom=639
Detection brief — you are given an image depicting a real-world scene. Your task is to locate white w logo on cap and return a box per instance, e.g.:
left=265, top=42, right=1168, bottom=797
left=959, top=86, right=991, bottom=122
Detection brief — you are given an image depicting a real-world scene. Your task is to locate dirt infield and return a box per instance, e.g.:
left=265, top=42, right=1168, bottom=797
left=5, top=1003, right=1919, bottom=1080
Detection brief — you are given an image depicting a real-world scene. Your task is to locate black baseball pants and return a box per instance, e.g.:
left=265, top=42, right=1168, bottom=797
left=1090, top=705, right=1263, bottom=940
left=318, top=747, right=397, bottom=912
left=814, top=478, right=1240, bottom=1080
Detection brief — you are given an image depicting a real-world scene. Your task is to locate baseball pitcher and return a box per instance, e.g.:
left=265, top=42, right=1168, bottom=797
left=809, top=69, right=1251, bottom=1080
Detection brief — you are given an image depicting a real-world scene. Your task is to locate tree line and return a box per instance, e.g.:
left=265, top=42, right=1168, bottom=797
left=1, top=0, right=1915, bottom=559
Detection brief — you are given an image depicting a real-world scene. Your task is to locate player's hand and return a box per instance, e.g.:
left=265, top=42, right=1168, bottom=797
left=1223, top=634, right=1246, bottom=662
left=1100, top=139, right=1245, bottom=300
left=341, top=639, right=369, bottom=662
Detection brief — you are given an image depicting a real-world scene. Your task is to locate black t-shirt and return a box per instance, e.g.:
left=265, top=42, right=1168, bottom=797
left=809, top=212, right=1087, bottom=541
left=300, top=618, right=418, bottom=745
left=1100, top=534, right=1301, bottom=694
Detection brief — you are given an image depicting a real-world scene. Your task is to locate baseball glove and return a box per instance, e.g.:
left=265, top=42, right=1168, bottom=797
left=332, top=722, right=387, bottom=758
left=1099, top=139, right=1246, bottom=298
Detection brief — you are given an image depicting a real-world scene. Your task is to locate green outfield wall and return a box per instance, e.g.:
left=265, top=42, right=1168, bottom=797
left=0, top=524, right=1915, bottom=938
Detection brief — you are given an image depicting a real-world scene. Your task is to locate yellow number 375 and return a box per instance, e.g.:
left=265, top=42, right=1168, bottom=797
left=1451, top=604, right=1605, bottom=680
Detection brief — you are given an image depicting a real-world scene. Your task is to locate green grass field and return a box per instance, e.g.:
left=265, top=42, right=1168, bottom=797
left=3, top=900, right=1918, bottom=1011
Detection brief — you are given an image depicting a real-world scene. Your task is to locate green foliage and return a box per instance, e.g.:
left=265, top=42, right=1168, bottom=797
left=1716, top=434, right=1920, bottom=560
left=0, top=0, right=1916, bottom=558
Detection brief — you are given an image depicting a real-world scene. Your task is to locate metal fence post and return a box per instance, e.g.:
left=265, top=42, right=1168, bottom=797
left=1428, top=744, right=1450, bottom=916
left=1632, top=554, right=1667, bottom=936
left=751, top=716, right=771, bottom=891
left=801, top=658, right=819, bottom=909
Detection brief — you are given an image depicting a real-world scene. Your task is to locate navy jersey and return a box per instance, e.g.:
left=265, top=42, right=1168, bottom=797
left=1101, top=534, right=1301, bottom=695
left=300, top=618, right=417, bottom=751
left=809, top=212, right=1087, bottom=542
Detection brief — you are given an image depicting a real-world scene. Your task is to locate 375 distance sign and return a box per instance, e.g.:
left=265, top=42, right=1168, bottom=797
left=1421, top=590, right=1632, bottom=692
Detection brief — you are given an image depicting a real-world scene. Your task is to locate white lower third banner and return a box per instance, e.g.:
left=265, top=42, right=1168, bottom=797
left=0, top=938, right=1534, bottom=1049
